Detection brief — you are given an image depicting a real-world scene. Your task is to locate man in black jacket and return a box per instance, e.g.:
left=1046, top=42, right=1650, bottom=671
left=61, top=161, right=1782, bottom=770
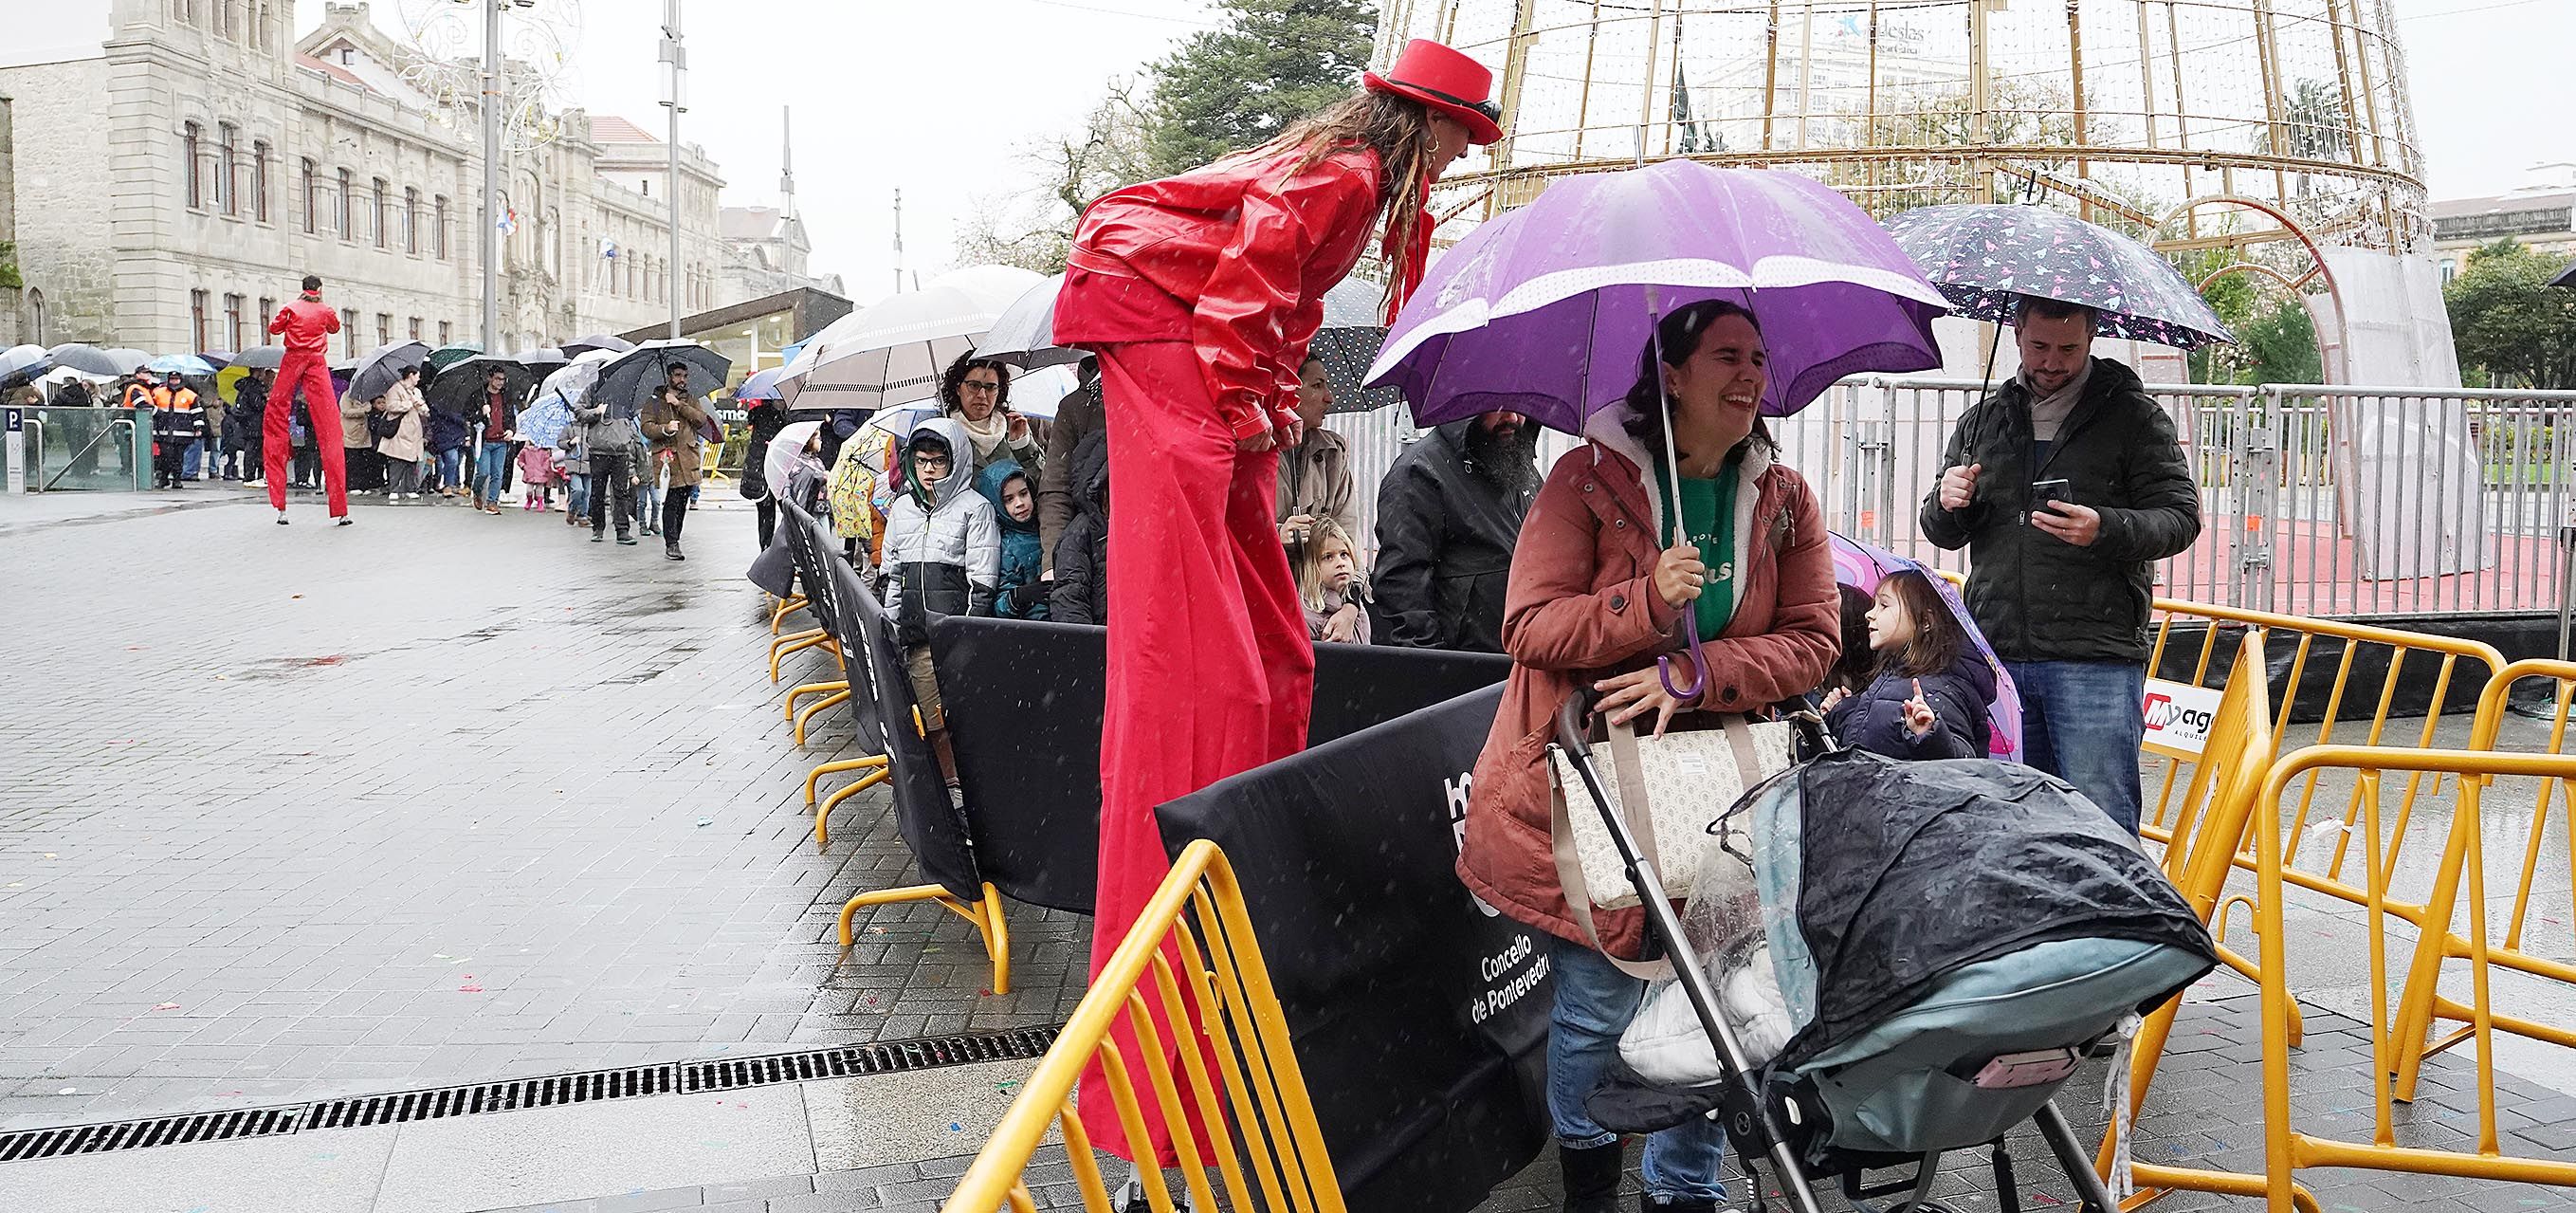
left=1920, top=296, right=2202, bottom=833
left=1374, top=412, right=1540, bottom=652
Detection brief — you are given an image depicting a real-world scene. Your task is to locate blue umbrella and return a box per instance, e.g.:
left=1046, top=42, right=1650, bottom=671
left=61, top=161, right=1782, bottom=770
left=144, top=353, right=215, bottom=377
left=734, top=366, right=791, bottom=402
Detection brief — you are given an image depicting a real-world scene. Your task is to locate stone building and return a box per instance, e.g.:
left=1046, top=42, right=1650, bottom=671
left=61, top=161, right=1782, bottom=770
left=1, top=93, right=20, bottom=346
left=0, top=0, right=738, bottom=355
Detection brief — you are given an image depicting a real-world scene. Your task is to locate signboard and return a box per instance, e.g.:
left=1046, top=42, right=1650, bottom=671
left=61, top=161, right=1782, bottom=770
left=4, top=408, right=23, bottom=495
left=2141, top=678, right=2225, bottom=759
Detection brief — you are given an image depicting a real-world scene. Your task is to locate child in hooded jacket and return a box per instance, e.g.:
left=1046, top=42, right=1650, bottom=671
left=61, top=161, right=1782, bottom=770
left=1822, top=567, right=1998, bottom=760
left=880, top=417, right=999, bottom=783
left=975, top=458, right=1050, bottom=621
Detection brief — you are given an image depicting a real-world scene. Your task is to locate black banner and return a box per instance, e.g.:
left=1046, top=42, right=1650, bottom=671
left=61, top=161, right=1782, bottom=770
left=928, top=617, right=1510, bottom=914
left=1155, top=686, right=1551, bottom=1213
left=784, top=502, right=983, bottom=904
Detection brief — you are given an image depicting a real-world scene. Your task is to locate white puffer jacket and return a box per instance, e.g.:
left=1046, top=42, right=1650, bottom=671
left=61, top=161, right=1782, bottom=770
left=881, top=415, right=1000, bottom=643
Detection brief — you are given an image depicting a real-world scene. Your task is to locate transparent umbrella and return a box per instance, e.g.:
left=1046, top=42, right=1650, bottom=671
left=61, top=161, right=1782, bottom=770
left=780, top=265, right=1044, bottom=414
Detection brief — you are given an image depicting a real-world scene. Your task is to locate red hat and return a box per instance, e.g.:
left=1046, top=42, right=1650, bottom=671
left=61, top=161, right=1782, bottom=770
left=1364, top=39, right=1503, bottom=146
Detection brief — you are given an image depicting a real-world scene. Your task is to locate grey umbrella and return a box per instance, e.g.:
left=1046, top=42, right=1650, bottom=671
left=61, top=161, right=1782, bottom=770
left=561, top=333, right=637, bottom=358
left=1304, top=277, right=1404, bottom=414
left=517, top=346, right=571, bottom=370
left=590, top=339, right=732, bottom=422
left=46, top=343, right=131, bottom=377
left=231, top=346, right=285, bottom=371
left=103, top=348, right=153, bottom=374
left=0, top=344, right=51, bottom=390
left=2554, top=259, right=2576, bottom=290
left=977, top=274, right=1085, bottom=371
left=348, top=340, right=429, bottom=403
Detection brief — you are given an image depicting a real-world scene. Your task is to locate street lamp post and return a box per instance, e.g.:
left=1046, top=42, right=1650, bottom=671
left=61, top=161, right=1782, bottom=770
left=480, top=0, right=502, bottom=354
left=660, top=1, right=685, bottom=340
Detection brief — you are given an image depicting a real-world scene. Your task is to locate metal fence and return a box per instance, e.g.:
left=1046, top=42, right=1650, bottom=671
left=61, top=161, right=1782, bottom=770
left=1325, top=378, right=2576, bottom=620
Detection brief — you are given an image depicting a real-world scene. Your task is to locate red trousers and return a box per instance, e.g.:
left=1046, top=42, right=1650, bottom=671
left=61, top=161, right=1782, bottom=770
left=1078, top=340, right=1316, bottom=1165
left=265, top=353, right=348, bottom=517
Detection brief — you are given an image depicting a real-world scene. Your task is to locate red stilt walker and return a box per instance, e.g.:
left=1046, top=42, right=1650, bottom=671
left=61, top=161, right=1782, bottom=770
left=264, top=274, right=350, bottom=524
left=1051, top=39, right=1503, bottom=1188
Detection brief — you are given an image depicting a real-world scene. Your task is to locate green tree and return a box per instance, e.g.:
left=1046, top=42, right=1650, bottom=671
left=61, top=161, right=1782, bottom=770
left=953, top=83, right=1158, bottom=275
left=1144, top=0, right=1376, bottom=176
left=0, top=241, right=21, bottom=291
left=2445, top=238, right=2576, bottom=390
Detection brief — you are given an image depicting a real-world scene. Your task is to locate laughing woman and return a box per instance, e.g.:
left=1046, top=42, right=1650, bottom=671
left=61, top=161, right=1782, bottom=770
left=1459, top=300, right=1839, bottom=1213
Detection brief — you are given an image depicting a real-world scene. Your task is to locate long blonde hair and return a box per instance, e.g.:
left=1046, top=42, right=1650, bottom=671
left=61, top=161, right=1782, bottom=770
left=1270, top=90, right=1439, bottom=308
left=1293, top=517, right=1359, bottom=614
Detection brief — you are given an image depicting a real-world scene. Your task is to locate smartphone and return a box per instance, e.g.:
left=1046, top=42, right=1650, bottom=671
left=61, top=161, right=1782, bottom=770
left=2031, top=478, right=2071, bottom=512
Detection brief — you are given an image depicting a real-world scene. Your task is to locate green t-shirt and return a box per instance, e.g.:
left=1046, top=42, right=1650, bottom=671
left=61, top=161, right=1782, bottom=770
left=1651, top=453, right=1743, bottom=642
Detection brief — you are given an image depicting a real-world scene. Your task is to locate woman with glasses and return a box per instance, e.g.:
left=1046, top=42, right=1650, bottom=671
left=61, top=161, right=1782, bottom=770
left=938, top=352, right=1041, bottom=483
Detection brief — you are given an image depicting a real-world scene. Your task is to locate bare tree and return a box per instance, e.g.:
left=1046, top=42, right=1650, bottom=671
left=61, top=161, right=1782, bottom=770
left=952, top=82, right=1157, bottom=275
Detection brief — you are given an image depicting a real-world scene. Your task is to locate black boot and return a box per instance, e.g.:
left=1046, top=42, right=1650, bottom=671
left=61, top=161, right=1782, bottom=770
left=1561, top=1141, right=1624, bottom=1213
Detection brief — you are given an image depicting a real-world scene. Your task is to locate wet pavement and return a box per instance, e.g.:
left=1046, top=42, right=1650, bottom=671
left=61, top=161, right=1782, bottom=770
left=0, top=486, right=1084, bottom=1133
left=3, top=485, right=2574, bottom=1211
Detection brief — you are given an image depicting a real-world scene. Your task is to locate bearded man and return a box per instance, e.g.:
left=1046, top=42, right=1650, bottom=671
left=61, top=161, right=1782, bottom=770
left=1374, top=410, right=1542, bottom=652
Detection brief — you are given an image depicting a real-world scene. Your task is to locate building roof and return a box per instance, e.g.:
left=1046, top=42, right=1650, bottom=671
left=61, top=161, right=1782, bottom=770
left=589, top=115, right=663, bottom=144
left=2430, top=191, right=2574, bottom=219
left=295, top=52, right=375, bottom=94
left=720, top=207, right=785, bottom=240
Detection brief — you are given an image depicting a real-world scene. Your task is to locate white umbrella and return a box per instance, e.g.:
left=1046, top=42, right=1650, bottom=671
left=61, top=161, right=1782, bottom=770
left=780, top=264, right=1045, bottom=413
left=977, top=273, right=1084, bottom=371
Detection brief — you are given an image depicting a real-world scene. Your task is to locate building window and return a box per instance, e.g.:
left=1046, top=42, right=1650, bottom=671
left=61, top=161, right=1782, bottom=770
left=252, top=141, right=270, bottom=223
left=27, top=289, right=45, bottom=344
left=371, top=178, right=389, bottom=248
left=438, top=321, right=451, bottom=345
left=216, top=122, right=238, bottom=215
left=408, top=316, right=423, bottom=340
left=401, top=188, right=418, bottom=254
left=300, top=158, right=317, bottom=234
left=224, top=293, right=245, bottom=351
left=336, top=168, right=353, bottom=239
left=183, top=121, right=205, bottom=210
left=191, top=289, right=210, bottom=351
left=433, top=195, right=449, bottom=259
left=257, top=296, right=274, bottom=340
left=339, top=308, right=356, bottom=357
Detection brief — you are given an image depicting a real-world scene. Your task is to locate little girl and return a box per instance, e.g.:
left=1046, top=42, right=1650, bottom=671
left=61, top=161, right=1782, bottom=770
left=517, top=435, right=557, bottom=511
left=1295, top=518, right=1370, bottom=645
left=1821, top=568, right=1996, bottom=760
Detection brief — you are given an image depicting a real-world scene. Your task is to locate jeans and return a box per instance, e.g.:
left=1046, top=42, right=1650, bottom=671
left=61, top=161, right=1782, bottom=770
left=636, top=482, right=663, bottom=532
left=589, top=450, right=634, bottom=536
left=567, top=472, right=590, bottom=519
left=474, top=440, right=511, bottom=504
left=1546, top=938, right=1728, bottom=1203
left=182, top=439, right=205, bottom=479
left=434, top=447, right=465, bottom=491
left=2004, top=659, right=2148, bottom=833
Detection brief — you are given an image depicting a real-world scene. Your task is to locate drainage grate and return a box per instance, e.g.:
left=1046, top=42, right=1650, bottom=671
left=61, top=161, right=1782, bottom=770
left=0, top=1026, right=1059, bottom=1163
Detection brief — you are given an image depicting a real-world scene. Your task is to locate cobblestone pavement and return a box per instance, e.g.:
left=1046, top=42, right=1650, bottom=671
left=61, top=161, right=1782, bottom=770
left=0, top=487, right=1085, bottom=1133
left=402, top=993, right=2576, bottom=1212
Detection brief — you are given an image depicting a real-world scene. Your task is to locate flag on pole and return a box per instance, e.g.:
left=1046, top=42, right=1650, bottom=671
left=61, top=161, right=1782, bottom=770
left=497, top=207, right=519, bottom=236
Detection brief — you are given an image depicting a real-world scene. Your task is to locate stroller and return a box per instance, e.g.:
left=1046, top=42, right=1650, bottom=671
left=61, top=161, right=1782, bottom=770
left=1551, top=695, right=2219, bottom=1213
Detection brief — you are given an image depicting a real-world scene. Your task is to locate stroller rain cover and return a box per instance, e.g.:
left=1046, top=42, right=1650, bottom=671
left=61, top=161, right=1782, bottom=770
left=1767, top=750, right=2217, bottom=1076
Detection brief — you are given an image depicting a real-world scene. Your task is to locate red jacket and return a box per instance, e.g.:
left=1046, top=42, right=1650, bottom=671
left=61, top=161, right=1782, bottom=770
left=1055, top=144, right=1386, bottom=441
left=268, top=293, right=339, bottom=357
left=1460, top=421, right=1839, bottom=959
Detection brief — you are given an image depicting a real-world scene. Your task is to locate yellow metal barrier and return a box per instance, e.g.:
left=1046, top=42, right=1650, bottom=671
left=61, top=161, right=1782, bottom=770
left=941, top=840, right=1341, bottom=1213
left=2251, top=746, right=2576, bottom=1207
left=2366, top=662, right=2576, bottom=1099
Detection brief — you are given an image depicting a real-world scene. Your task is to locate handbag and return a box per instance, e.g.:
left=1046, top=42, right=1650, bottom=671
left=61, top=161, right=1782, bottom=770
left=369, top=409, right=402, bottom=440
left=1548, top=712, right=1793, bottom=979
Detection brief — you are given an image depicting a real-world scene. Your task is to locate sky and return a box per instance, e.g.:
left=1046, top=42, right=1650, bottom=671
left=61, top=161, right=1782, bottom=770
left=306, top=0, right=2567, bottom=307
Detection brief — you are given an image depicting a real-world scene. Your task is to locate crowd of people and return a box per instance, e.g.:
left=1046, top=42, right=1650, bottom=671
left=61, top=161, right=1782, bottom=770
left=747, top=37, right=2201, bottom=1213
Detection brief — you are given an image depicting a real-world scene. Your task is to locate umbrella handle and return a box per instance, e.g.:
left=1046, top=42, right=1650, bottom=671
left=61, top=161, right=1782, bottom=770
left=1658, top=630, right=1709, bottom=703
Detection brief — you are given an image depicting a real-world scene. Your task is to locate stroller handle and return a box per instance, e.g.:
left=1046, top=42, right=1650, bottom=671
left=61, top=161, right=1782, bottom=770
left=1554, top=687, right=1600, bottom=756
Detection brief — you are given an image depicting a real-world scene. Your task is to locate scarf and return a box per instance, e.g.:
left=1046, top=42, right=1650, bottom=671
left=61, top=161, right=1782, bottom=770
left=2019, top=358, right=2093, bottom=444
left=955, top=408, right=1010, bottom=461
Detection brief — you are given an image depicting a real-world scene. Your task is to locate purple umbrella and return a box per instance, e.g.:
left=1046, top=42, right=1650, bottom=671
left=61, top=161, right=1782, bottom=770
left=734, top=366, right=791, bottom=402
left=1366, top=161, right=1949, bottom=431
left=1368, top=161, right=1950, bottom=699
left=1829, top=533, right=2022, bottom=763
